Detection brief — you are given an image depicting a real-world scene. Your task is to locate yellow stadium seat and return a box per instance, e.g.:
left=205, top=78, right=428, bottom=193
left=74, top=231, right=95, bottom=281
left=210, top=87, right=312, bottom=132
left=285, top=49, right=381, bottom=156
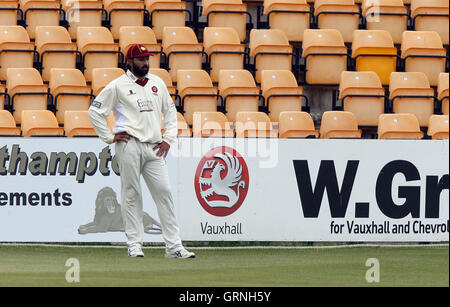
left=176, top=112, right=192, bottom=137
left=145, top=0, right=188, bottom=41
left=278, top=111, right=319, bottom=138
left=193, top=112, right=234, bottom=137
left=119, top=26, right=162, bottom=70
left=177, top=70, right=219, bottom=125
left=35, top=26, right=79, bottom=82
left=438, top=73, right=449, bottom=115
left=302, top=29, right=348, bottom=85
left=411, top=0, right=449, bottom=45
left=352, top=30, right=398, bottom=85
left=91, top=67, right=125, bottom=96
left=0, top=110, right=21, bottom=136
left=261, top=70, right=308, bottom=122
left=427, top=114, right=449, bottom=139
left=320, top=111, right=362, bottom=138
left=362, top=0, right=408, bottom=45
left=0, top=0, right=20, bottom=26
left=378, top=113, right=424, bottom=139
left=0, top=25, right=36, bottom=81
left=49, top=68, right=93, bottom=124
left=235, top=111, right=277, bottom=138
left=19, top=0, right=62, bottom=39
left=264, top=0, right=311, bottom=42
left=21, top=110, right=64, bottom=137
left=62, top=0, right=105, bottom=40
left=203, top=27, right=246, bottom=83
left=0, top=84, right=7, bottom=110
left=315, top=0, right=360, bottom=43
left=249, top=29, right=294, bottom=83
left=401, top=31, right=447, bottom=87
left=103, top=0, right=146, bottom=39
left=64, top=110, right=97, bottom=137
left=338, top=71, right=386, bottom=126
left=6, top=68, right=50, bottom=124
left=202, top=0, right=249, bottom=42
left=389, top=72, right=435, bottom=127
left=77, top=26, right=121, bottom=82
left=162, top=27, right=204, bottom=82
left=218, top=69, right=260, bottom=123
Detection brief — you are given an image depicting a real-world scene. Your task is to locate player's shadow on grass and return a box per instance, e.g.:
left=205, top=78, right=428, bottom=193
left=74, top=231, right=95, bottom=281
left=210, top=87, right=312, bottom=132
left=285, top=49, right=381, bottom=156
left=78, top=187, right=162, bottom=235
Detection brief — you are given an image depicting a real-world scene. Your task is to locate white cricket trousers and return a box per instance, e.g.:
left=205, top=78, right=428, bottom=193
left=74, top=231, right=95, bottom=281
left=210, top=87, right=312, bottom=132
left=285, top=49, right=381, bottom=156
left=115, top=137, right=182, bottom=251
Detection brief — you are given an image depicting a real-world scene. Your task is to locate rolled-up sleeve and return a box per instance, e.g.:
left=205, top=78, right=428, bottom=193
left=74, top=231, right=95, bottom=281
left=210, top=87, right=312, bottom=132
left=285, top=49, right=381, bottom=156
left=88, top=82, right=117, bottom=144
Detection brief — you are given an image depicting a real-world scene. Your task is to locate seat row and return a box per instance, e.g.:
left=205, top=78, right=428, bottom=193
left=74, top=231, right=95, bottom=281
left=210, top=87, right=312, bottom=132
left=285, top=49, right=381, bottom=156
left=0, top=66, right=448, bottom=128
left=1, top=108, right=448, bottom=140
left=1, top=24, right=448, bottom=88
left=0, top=0, right=448, bottom=45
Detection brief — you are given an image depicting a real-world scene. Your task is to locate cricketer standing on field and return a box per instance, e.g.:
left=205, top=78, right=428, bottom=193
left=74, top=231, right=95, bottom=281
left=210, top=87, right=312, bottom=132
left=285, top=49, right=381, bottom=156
left=88, top=44, right=195, bottom=259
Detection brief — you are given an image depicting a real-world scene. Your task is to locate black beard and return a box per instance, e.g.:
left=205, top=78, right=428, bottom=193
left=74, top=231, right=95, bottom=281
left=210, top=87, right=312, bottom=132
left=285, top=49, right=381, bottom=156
left=132, top=62, right=149, bottom=77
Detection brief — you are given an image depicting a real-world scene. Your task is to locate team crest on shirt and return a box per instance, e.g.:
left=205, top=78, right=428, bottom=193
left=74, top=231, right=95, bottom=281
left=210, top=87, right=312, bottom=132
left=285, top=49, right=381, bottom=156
left=152, top=86, right=158, bottom=96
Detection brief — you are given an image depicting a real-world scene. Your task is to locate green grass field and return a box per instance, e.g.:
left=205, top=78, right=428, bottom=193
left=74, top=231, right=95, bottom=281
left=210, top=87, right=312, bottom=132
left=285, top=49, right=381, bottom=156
left=0, top=245, right=448, bottom=287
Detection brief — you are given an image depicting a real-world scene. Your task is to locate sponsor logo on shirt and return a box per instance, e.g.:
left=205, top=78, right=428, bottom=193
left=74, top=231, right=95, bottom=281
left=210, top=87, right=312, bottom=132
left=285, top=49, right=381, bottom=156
left=128, top=89, right=136, bottom=96
left=137, top=98, right=154, bottom=112
left=91, top=101, right=102, bottom=108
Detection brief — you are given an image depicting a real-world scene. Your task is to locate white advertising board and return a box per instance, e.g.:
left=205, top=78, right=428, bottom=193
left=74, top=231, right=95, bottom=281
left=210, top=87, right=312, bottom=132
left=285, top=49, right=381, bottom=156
left=177, top=138, right=449, bottom=242
left=0, top=137, right=178, bottom=242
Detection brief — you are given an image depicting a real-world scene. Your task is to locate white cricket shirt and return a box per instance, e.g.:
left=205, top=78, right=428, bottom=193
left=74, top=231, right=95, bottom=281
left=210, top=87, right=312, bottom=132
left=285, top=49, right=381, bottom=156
left=88, top=70, right=177, bottom=145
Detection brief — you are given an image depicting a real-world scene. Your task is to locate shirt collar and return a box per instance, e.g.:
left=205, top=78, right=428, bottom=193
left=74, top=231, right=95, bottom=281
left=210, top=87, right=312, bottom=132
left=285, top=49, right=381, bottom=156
left=126, top=70, right=149, bottom=83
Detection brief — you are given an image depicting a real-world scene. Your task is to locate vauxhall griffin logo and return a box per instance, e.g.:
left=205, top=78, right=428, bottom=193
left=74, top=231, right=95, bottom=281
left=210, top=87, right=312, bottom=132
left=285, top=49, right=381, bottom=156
left=194, top=146, right=249, bottom=217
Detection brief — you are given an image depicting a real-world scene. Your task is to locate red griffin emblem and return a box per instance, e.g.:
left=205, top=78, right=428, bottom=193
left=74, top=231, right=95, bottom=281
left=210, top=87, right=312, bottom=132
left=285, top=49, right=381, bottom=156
left=194, top=146, right=249, bottom=217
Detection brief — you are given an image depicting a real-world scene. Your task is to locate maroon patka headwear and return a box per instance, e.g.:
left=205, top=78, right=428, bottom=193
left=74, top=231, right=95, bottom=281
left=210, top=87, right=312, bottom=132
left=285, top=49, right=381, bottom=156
left=126, top=44, right=153, bottom=60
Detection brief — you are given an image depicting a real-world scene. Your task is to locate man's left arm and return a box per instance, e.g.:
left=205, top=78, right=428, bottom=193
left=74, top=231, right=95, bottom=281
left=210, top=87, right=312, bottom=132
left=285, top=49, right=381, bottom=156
left=155, top=84, right=177, bottom=158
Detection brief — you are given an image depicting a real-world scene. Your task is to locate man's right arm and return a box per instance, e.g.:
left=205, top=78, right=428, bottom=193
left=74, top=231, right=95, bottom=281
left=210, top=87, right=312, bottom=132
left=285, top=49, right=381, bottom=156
left=88, top=83, right=117, bottom=144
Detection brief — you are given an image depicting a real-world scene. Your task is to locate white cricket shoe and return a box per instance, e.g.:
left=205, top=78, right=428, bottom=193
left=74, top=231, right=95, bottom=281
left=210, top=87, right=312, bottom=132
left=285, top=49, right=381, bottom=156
left=128, top=244, right=145, bottom=258
left=165, top=248, right=196, bottom=259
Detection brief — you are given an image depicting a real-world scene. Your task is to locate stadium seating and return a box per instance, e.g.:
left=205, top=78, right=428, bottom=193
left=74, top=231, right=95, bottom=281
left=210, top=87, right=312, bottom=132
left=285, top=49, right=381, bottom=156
left=162, top=27, right=204, bottom=82
left=0, top=84, right=7, bottom=110
left=202, top=0, right=249, bottom=42
left=218, top=69, right=260, bottom=123
left=62, top=0, right=105, bottom=40
left=21, top=109, right=64, bottom=137
left=203, top=27, right=246, bottom=83
left=192, top=112, right=234, bottom=137
left=352, top=30, right=398, bottom=85
left=19, top=0, right=62, bottom=39
left=261, top=70, right=307, bottom=122
left=77, top=26, right=121, bottom=82
left=362, top=0, right=408, bottom=45
left=177, top=70, right=219, bottom=125
left=0, top=110, right=21, bottom=136
left=91, top=67, right=125, bottom=96
left=6, top=67, right=50, bottom=124
left=0, top=25, right=36, bottom=81
left=389, top=72, right=435, bottom=127
left=377, top=113, right=424, bottom=139
left=320, top=111, right=362, bottom=138
left=119, top=26, right=162, bottom=70
left=427, top=114, right=449, bottom=139
left=103, top=0, right=146, bottom=39
left=35, top=26, right=79, bottom=82
left=338, top=71, right=386, bottom=126
left=176, top=112, right=192, bottom=136
left=145, top=0, right=188, bottom=41
left=249, top=29, right=293, bottom=83
left=64, top=110, right=97, bottom=137
left=264, top=0, right=311, bottom=43
left=302, top=29, right=348, bottom=85
left=235, top=111, right=277, bottom=138
left=0, top=0, right=19, bottom=26
left=401, top=31, right=447, bottom=87
left=438, top=73, right=449, bottom=115
left=49, top=68, right=93, bottom=124
left=314, top=0, right=360, bottom=43
left=411, top=0, right=449, bottom=45
left=278, top=111, right=319, bottom=138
